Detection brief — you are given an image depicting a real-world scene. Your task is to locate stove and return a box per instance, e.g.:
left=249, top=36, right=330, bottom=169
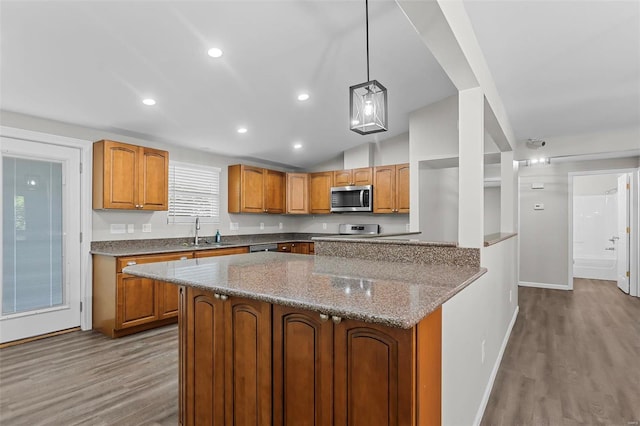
left=338, top=224, right=380, bottom=235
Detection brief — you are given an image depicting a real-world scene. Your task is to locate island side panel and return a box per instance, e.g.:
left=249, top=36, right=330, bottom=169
left=417, top=307, right=442, bottom=426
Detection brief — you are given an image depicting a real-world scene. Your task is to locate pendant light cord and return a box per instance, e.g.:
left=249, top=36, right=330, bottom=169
left=365, top=0, right=370, bottom=82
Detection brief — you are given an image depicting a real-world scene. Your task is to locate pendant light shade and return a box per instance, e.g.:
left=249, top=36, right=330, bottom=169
left=350, top=80, right=387, bottom=134
left=350, top=0, right=388, bottom=135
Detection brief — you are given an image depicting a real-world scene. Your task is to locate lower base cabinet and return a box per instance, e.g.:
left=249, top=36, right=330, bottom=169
left=180, top=288, right=442, bottom=426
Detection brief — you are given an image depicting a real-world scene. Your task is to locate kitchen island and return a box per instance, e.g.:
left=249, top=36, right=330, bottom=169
left=124, top=249, right=485, bottom=426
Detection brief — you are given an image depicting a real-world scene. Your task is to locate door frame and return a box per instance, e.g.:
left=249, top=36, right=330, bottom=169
left=568, top=167, right=639, bottom=296
left=0, top=126, right=93, bottom=330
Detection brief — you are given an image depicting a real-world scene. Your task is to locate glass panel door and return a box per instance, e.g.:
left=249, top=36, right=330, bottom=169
left=3, top=157, right=64, bottom=315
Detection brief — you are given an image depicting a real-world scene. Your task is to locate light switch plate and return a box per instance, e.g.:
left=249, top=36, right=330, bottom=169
left=534, top=203, right=544, bottom=210
left=230, top=222, right=239, bottom=231
left=127, top=224, right=134, bottom=233
left=278, top=223, right=283, bottom=230
left=260, top=223, right=264, bottom=230
left=142, top=224, right=152, bottom=233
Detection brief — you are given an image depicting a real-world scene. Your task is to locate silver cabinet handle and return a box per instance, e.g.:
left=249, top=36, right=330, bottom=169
left=127, top=261, right=137, bottom=266
left=319, top=313, right=329, bottom=322
left=220, top=294, right=229, bottom=301
left=331, top=316, right=342, bottom=324
left=180, top=256, right=188, bottom=260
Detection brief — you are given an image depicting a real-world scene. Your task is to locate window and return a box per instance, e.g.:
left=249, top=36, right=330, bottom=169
left=168, top=161, right=221, bottom=223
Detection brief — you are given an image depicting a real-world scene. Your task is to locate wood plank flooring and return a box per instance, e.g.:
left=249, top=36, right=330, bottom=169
left=1, top=278, right=638, bottom=425
left=0, top=325, right=179, bottom=425
left=482, top=278, right=640, bottom=426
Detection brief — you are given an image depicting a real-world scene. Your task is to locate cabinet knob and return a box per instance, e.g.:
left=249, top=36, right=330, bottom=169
left=291, top=244, right=295, bottom=247
left=331, top=316, right=342, bottom=324
left=319, top=313, right=329, bottom=322
left=214, top=293, right=221, bottom=299
left=219, top=294, right=229, bottom=301
left=180, top=256, right=188, bottom=260
left=127, top=261, right=137, bottom=266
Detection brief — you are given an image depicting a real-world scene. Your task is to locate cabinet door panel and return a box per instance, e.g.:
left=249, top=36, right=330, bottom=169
left=286, top=173, right=309, bottom=214
left=334, top=320, right=414, bottom=426
left=396, top=163, right=410, bottom=213
left=116, top=275, right=158, bottom=328
left=183, top=288, right=225, bottom=426
left=158, top=282, right=179, bottom=319
left=333, top=170, right=352, bottom=187
left=265, top=170, right=286, bottom=213
left=352, top=167, right=372, bottom=186
left=225, top=297, right=272, bottom=426
left=241, top=166, right=265, bottom=213
left=373, top=166, right=395, bottom=213
left=106, top=143, right=138, bottom=209
left=273, top=306, right=332, bottom=426
left=140, top=148, right=168, bottom=210
left=309, top=172, right=333, bottom=214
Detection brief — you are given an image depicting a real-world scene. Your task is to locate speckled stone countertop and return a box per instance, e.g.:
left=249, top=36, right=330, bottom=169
left=123, top=252, right=486, bottom=329
left=91, top=233, right=332, bottom=256
left=484, top=232, right=518, bottom=247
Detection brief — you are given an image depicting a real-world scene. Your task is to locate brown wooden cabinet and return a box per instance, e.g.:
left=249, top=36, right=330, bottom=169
left=373, top=163, right=410, bottom=214
left=194, top=246, right=250, bottom=258
left=277, top=242, right=313, bottom=254
left=228, top=164, right=285, bottom=214
left=286, top=173, right=309, bottom=214
left=157, top=282, right=180, bottom=319
left=93, top=140, right=168, bottom=210
left=309, top=171, right=333, bottom=214
left=180, top=287, right=272, bottom=426
left=333, top=167, right=372, bottom=187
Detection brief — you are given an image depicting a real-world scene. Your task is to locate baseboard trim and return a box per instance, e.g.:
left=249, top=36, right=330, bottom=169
left=519, top=281, right=570, bottom=290
left=473, top=305, right=520, bottom=426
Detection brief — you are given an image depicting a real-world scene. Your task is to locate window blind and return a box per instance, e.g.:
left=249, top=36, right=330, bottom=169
left=168, top=161, right=221, bottom=223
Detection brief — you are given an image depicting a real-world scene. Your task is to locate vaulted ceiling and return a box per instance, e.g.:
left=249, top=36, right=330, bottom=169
left=1, top=1, right=637, bottom=169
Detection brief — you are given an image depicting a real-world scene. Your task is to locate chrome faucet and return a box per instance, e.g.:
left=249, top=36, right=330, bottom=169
left=194, top=217, right=200, bottom=246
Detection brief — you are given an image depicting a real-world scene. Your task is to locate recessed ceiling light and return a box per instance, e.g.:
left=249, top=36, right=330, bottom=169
left=293, top=143, right=302, bottom=149
left=207, top=47, right=223, bottom=58
left=297, top=93, right=310, bottom=101
left=142, top=98, right=156, bottom=106
left=237, top=127, right=248, bottom=134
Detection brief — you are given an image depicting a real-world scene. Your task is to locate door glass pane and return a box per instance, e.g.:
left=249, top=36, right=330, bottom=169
left=3, top=157, right=63, bottom=315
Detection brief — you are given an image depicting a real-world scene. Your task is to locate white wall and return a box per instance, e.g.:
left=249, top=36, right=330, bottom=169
left=519, top=156, right=639, bottom=288
left=484, top=186, right=501, bottom=235
left=419, top=167, right=459, bottom=242
left=442, top=236, right=519, bottom=426
left=373, top=132, right=409, bottom=165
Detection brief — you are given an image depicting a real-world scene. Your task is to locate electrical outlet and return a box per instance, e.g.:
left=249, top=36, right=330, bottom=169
left=230, top=222, right=239, bottom=231
left=260, top=223, right=264, bottom=230
left=279, top=222, right=283, bottom=230
left=322, top=223, right=327, bottom=230
left=142, top=224, right=152, bottom=233
left=534, top=203, right=544, bottom=210
left=481, top=340, right=486, bottom=364
left=127, top=224, right=134, bottom=233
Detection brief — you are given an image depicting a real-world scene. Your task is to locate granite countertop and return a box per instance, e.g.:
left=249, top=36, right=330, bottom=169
left=91, top=233, right=332, bottom=256
left=313, top=235, right=457, bottom=247
left=123, top=252, right=486, bottom=329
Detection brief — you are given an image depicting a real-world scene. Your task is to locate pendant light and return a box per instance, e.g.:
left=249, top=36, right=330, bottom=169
left=349, top=0, right=388, bottom=135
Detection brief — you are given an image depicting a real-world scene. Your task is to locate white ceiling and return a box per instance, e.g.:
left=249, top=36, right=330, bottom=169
left=1, top=1, right=638, bottom=169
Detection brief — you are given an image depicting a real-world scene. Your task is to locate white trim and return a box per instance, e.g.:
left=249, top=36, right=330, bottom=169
left=473, top=305, right=519, bottom=426
left=0, top=126, right=93, bottom=330
left=519, top=281, right=570, bottom=290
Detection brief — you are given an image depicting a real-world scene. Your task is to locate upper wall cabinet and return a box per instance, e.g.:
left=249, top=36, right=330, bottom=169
left=93, top=140, right=169, bottom=210
left=286, top=173, right=309, bottom=214
left=309, top=171, right=333, bottom=214
left=373, top=163, right=410, bottom=214
left=228, top=164, right=286, bottom=214
left=333, top=167, right=372, bottom=187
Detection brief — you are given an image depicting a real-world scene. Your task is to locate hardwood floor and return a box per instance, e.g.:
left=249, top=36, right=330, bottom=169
left=1, top=278, right=638, bottom=425
left=482, top=278, right=640, bottom=426
left=0, top=324, right=178, bottom=425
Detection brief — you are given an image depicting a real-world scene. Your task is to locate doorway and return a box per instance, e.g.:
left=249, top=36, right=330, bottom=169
left=0, top=137, right=82, bottom=343
left=570, top=170, right=636, bottom=296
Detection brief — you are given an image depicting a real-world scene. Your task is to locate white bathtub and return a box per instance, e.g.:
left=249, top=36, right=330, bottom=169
left=573, top=256, right=617, bottom=281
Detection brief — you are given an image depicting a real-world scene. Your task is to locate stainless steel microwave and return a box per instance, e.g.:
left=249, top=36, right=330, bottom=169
left=330, top=185, right=373, bottom=212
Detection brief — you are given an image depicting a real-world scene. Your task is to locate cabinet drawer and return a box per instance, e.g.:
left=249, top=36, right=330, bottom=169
left=194, top=247, right=249, bottom=258
left=117, top=252, right=193, bottom=272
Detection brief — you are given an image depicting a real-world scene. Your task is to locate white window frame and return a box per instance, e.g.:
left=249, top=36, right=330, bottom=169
left=168, top=161, right=221, bottom=224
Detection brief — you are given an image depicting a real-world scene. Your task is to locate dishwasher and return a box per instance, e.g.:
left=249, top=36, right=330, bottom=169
left=249, top=243, right=278, bottom=253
